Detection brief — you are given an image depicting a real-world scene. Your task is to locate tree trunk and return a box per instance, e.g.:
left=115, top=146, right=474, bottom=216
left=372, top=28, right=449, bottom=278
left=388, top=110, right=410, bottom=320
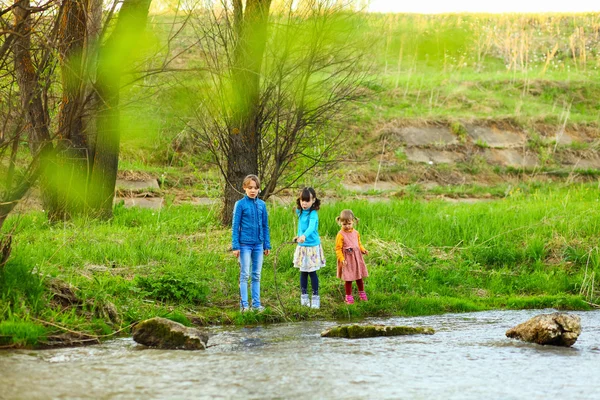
left=82, top=0, right=103, bottom=164
left=13, top=0, right=51, bottom=155
left=223, top=0, right=272, bottom=225
left=12, top=0, right=57, bottom=215
left=57, top=0, right=87, bottom=149
left=54, top=0, right=89, bottom=220
left=88, top=0, right=151, bottom=219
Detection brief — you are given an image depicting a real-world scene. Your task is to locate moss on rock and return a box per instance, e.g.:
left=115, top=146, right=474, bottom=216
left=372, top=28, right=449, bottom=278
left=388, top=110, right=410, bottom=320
left=132, top=317, right=208, bottom=350
left=321, top=324, right=434, bottom=339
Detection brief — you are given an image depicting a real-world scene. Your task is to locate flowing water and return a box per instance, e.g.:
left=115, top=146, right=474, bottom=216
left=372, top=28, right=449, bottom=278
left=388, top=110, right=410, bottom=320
left=2, top=309, right=600, bottom=399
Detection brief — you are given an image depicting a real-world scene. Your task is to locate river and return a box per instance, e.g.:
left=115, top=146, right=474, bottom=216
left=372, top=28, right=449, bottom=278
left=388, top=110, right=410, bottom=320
left=1, top=309, right=599, bottom=399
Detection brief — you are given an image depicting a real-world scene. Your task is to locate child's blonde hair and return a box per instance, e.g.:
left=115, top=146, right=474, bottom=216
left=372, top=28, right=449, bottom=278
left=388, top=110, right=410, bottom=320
left=242, top=174, right=260, bottom=189
left=336, top=209, right=359, bottom=225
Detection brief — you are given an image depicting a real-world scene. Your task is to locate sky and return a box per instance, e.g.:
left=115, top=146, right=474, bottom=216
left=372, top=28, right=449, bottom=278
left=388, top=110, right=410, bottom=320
left=368, top=0, right=600, bottom=14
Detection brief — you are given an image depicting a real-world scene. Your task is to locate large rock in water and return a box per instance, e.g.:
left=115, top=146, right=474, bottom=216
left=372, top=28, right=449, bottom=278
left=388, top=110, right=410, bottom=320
left=132, top=317, right=209, bottom=350
left=505, top=313, right=581, bottom=347
left=321, top=324, right=434, bottom=339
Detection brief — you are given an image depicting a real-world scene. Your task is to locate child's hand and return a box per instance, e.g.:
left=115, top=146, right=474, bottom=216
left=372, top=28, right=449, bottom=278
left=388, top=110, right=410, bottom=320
left=342, top=260, right=347, bottom=267
left=361, top=249, right=368, bottom=255
left=297, top=235, right=306, bottom=243
left=264, top=249, right=270, bottom=256
left=232, top=250, right=240, bottom=258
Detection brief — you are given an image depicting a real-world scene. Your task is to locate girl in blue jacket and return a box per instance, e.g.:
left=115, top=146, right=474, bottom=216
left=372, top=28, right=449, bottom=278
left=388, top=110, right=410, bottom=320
left=293, top=187, right=326, bottom=309
left=232, top=175, right=271, bottom=312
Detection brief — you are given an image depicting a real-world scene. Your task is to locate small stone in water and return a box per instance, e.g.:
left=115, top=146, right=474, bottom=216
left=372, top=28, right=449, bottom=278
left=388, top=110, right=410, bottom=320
left=321, top=324, right=434, bottom=339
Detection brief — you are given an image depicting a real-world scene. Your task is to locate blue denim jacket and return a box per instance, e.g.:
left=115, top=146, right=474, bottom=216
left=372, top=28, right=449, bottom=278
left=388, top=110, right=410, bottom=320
left=232, top=195, right=271, bottom=251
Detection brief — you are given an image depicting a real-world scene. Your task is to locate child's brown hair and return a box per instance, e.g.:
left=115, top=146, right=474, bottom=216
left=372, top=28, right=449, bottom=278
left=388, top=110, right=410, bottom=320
left=242, top=174, right=260, bottom=189
left=336, top=209, right=359, bottom=225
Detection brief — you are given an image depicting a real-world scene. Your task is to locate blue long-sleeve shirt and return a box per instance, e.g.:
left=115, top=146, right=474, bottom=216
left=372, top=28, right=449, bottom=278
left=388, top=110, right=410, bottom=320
left=296, top=209, right=320, bottom=247
left=232, top=196, right=271, bottom=251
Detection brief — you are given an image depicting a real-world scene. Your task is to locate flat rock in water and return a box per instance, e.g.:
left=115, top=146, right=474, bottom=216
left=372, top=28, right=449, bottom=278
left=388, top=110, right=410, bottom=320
left=132, top=317, right=208, bottom=350
left=321, top=324, right=434, bottom=339
left=505, top=312, right=581, bottom=347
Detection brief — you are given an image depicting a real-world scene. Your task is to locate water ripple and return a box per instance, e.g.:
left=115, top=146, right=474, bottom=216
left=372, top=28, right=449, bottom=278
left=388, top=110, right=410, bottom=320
left=1, top=309, right=600, bottom=399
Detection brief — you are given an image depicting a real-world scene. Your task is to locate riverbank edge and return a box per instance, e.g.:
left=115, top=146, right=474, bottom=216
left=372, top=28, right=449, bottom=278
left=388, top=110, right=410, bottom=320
left=3, top=184, right=600, bottom=349
left=1, top=293, right=592, bottom=350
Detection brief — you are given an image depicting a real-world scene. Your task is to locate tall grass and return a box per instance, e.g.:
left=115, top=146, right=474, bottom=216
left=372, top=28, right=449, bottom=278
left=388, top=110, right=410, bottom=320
left=1, top=183, right=598, bottom=346
left=371, top=13, right=600, bottom=75
left=346, top=12, right=600, bottom=127
left=117, top=12, right=600, bottom=171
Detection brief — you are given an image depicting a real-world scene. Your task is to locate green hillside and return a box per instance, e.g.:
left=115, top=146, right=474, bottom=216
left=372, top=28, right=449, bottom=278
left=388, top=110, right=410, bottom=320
left=118, top=12, right=600, bottom=199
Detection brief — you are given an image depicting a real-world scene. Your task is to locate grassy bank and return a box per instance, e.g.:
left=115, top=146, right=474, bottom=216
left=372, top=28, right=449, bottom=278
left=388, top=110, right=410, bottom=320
left=118, top=12, right=600, bottom=160
left=112, top=12, right=600, bottom=198
left=1, top=183, right=598, bottom=348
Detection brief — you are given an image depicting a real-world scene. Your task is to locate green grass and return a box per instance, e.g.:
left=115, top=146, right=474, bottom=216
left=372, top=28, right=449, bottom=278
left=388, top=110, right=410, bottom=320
left=3, top=12, right=600, bottom=348
left=0, top=319, right=49, bottom=347
left=1, top=182, right=598, bottom=347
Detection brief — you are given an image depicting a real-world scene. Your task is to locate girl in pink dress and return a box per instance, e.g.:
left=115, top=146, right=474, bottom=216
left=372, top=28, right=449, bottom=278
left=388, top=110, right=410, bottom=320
left=335, top=209, right=369, bottom=305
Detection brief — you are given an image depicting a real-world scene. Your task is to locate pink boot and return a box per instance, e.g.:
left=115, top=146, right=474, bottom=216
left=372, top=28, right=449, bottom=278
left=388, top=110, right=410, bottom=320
left=358, top=291, right=368, bottom=301
left=345, top=295, right=355, bottom=305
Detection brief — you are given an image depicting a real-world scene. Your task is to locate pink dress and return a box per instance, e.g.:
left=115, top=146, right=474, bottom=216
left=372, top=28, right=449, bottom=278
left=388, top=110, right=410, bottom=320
left=336, top=229, right=368, bottom=281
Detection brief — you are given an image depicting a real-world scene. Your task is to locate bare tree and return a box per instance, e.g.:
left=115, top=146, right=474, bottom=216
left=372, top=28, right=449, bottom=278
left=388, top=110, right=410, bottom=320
left=257, top=1, right=367, bottom=197
left=188, top=0, right=368, bottom=224
left=3, top=0, right=152, bottom=221
left=0, top=2, right=54, bottom=264
left=225, top=0, right=272, bottom=224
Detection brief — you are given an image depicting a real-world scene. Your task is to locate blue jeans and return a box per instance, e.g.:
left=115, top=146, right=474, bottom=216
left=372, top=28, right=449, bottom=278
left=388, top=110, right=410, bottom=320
left=239, top=243, right=264, bottom=308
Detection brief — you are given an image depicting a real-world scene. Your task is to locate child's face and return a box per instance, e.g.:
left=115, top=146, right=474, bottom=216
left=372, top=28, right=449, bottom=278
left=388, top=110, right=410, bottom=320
left=300, top=195, right=315, bottom=210
left=341, top=219, right=353, bottom=231
left=244, top=181, right=259, bottom=199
